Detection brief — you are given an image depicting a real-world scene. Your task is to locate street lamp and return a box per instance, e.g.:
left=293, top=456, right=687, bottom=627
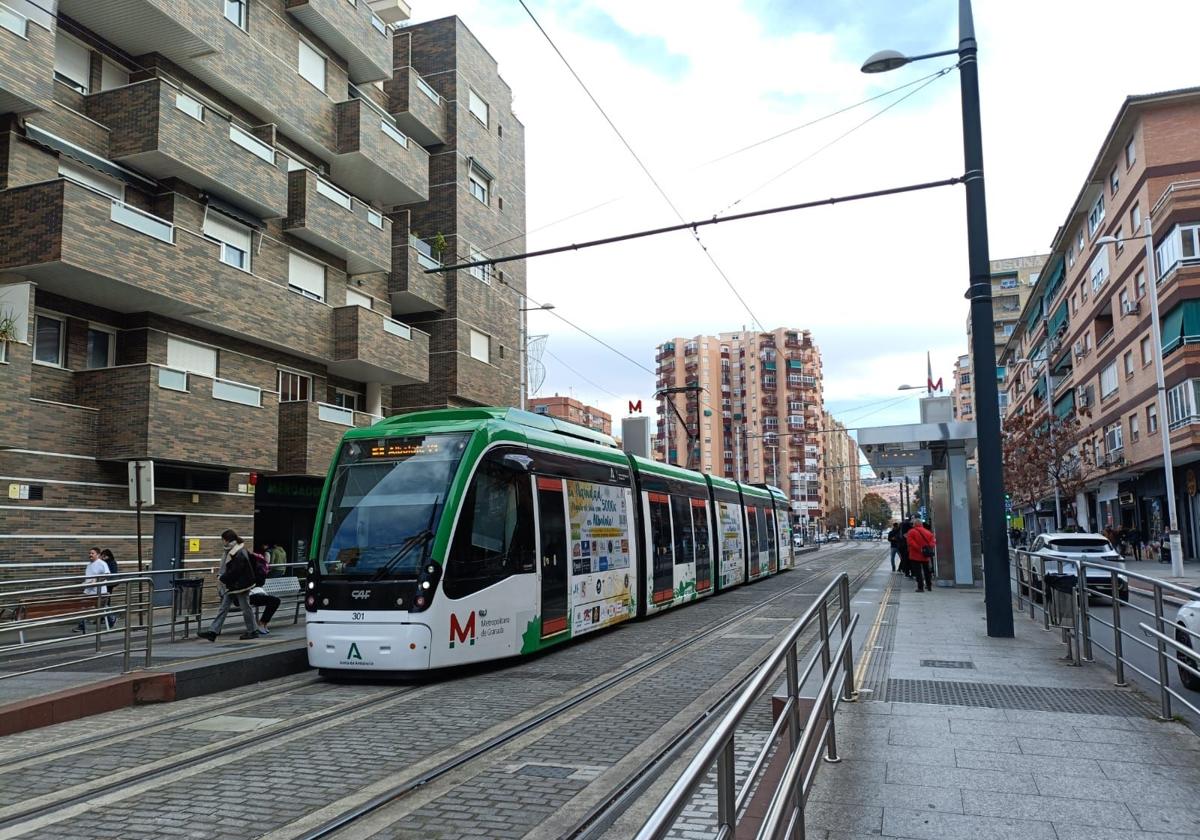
left=864, top=0, right=1013, bottom=637
left=1094, top=228, right=1185, bottom=577
left=518, top=302, right=554, bottom=410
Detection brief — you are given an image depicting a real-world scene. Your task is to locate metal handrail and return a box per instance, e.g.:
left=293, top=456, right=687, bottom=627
left=1009, top=548, right=1200, bottom=720
left=635, top=573, right=857, bottom=839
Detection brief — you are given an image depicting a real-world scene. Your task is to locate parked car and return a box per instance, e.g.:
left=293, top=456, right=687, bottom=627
left=826, top=532, right=840, bottom=542
left=1174, top=600, right=1200, bottom=691
left=1023, top=532, right=1129, bottom=602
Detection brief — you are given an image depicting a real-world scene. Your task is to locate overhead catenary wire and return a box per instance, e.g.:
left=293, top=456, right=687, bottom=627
left=435, top=176, right=961, bottom=274
left=542, top=348, right=624, bottom=400
left=517, top=0, right=766, bottom=333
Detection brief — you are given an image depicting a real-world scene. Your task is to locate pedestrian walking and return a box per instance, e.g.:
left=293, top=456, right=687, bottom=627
left=886, top=523, right=904, bottom=572
left=905, top=519, right=936, bottom=593
left=76, top=547, right=109, bottom=633
left=1128, top=526, right=1143, bottom=562
left=199, top=530, right=259, bottom=641
left=99, top=548, right=118, bottom=629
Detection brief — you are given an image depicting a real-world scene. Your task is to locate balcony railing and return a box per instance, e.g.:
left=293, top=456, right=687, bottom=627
left=110, top=200, right=174, bottom=243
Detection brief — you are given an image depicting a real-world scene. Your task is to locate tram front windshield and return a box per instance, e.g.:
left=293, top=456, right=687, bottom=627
left=318, top=433, right=469, bottom=577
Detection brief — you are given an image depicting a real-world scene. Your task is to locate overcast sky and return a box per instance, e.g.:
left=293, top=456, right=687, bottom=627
left=411, top=0, right=1198, bottom=447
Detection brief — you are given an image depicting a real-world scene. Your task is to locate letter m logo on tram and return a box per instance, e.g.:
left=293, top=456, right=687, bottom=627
left=449, top=611, right=476, bottom=648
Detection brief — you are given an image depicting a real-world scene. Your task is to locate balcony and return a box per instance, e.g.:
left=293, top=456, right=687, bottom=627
left=57, top=0, right=222, bottom=65
left=0, top=180, right=340, bottom=359
left=390, top=216, right=445, bottom=314
left=333, top=92, right=429, bottom=206
left=277, top=400, right=378, bottom=476
left=285, top=0, right=391, bottom=83
left=285, top=170, right=390, bottom=273
left=391, top=67, right=448, bottom=146
left=330, top=304, right=428, bottom=384
left=88, top=78, right=288, bottom=219
left=75, top=364, right=278, bottom=471
left=0, top=2, right=54, bottom=114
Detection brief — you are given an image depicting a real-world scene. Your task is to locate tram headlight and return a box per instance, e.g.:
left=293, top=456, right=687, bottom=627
left=307, top=581, right=315, bottom=590
left=305, top=595, right=317, bottom=611
left=421, top=580, right=431, bottom=590
left=415, top=595, right=427, bottom=609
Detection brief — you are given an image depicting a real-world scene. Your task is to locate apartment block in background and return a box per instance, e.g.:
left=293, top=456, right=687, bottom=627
left=1001, top=87, right=1200, bottom=551
left=527, top=394, right=612, bottom=435
left=951, top=354, right=973, bottom=421
left=653, top=328, right=824, bottom=531
left=820, top=412, right=861, bottom=531
left=0, top=2, right=524, bottom=577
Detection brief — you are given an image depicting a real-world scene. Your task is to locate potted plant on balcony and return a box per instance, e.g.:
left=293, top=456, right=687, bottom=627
left=0, top=309, right=18, bottom=360
left=432, top=232, right=448, bottom=259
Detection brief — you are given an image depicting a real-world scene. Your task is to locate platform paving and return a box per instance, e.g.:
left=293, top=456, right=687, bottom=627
left=811, top=575, right=1200, bottom=839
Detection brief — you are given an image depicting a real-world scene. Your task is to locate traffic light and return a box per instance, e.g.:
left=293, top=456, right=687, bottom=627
left=848, top=517, right=856, bottom=527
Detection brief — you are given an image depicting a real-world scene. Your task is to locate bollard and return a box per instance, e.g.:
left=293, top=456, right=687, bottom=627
left=1110, top=569, right=1127, bottom=687
left=1153, top=587, right=1172, bottom=721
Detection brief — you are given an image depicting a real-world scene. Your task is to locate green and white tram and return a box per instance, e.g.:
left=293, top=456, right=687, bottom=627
left=305, top=407, right=794, bottom=672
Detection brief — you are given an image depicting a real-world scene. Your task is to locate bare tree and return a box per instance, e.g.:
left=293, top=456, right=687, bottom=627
left=1002, top=409, right=1099, bottom=527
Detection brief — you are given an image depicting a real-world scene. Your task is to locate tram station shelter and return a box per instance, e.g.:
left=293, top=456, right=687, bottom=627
left=858, top=396, right=982, bottom=586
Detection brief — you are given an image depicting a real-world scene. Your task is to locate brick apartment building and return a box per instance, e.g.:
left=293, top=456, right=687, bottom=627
left=1001, top=87, right=1200, bottom=549
left=0, top=1, right=524, bottom=575
left=819, top=411, right=861, bottom=532
left=653, top=328, right=824, bottom=531
left=950, top=354, right=973, bottom=421
left=526, top=394, right=611, bottom=435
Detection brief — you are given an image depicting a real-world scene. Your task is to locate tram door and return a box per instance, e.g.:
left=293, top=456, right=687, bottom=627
left=692, top=499, right=712, bottom=594
left=536, top=477, right=569, bottom=638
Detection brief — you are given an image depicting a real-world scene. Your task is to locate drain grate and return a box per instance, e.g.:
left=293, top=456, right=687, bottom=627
left=884, top=679, right=1153, bottom=716
left=920, top=659, right=975, bottom=669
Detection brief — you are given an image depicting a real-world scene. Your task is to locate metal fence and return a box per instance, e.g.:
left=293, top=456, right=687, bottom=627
left=0, top=561, right=309, bottom=680
left=1009, top=548, right=1200, bottom=720
left=636, top=573, right=858, bottom=840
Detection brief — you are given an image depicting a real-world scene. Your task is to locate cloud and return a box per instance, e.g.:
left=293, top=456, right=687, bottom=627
left=563, top=7, right=691, bottom=80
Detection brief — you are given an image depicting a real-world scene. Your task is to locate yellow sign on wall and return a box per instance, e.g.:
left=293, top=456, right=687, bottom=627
left=188, top=538, right=201, bottom=553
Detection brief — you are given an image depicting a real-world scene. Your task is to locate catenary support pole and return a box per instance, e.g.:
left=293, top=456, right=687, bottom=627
left=959, top=0, right=1013, bottom=637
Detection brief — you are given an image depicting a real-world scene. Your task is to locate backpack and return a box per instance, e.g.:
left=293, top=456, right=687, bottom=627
left=250, top=551, right=269, bottom=586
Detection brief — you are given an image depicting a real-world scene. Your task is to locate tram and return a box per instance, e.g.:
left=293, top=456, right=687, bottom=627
left=305, top=407, right=795, bottom=673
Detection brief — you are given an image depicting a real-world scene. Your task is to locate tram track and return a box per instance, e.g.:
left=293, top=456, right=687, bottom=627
left=558, top=556, right=880, bottom=840
left=291, top=552, right=874, bottom=840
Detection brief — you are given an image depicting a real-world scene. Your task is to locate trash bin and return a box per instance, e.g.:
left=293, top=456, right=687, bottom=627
left=1044, top=573, right=1077, bottom=627
left=171, top=577, right=204, bottom=640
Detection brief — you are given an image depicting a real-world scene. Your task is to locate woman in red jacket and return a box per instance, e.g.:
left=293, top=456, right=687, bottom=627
left=905, top=519, right=936, bottom=592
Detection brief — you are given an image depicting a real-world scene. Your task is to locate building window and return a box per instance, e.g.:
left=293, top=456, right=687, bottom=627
left=1155, top=223, right=1200, bottom=277
left=1125, top=136, right=1136, bottom=168
left=1123, top=350, right=1134, bottom=378
left=1090, top=249, right=1109, bottom=291
left=467, top=88, right=489, bottom=126
left=1119, top=288, right=1130, bottom=315
left=1136, top=268, right=1146, bottom=298
left=1068, top=244, right=1075, bottom=268
left=166, top=336, right=217, bottom=377
left=1130, top=204, right=1141, bottom=235
left=1002, top=324, right=1015, bottom=337
left=278, top=370, right=311, bottom=402
left=1167, top=380, right=1200, bottom=430
left=33, top=313, right=64, bottom=367
left=960, top=373, right=971, bottom=384
left=85, top=327, right=114, bottom=369
left=59, top=159, right=124, bottom=201
left=999, top=276, right=1018, bottom=289
left=1077, top=229, right=1085, bottom=253
left=1099, top=361, right=1118, bottom=398
left=1087, top=195, right=1105, bottom=237
left=298, top=39, right=326, bottom=92
left=224, top=0, right=247, bottom=29
left=1130, top=413, right=1140, bottom=442
left=1148, top=402, right=1158, bottom=433
left=1104, top=421, right=1124, bottom=453
left=466, top=247, right=490, bottom=283
left=1109, top=166, right=1119, bottom=195
left=100, top=59, right=129, bottom=92
left=1140, top=334, right=1152, bottom=366
left=469, top=329, right=490, bottom=363
left=333, top=389, right=361, bottom=411
left=53, top=33, right=90, bottom=93
left=468, top=169, right=489, bottom=205
left=203, top=212, right=252, bottom=271
left=288, top=251, right=326, bottom=301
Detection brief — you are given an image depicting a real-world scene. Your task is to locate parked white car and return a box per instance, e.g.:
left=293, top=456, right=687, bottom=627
left=1025, top=532, right=1129, bottom=602
left=1174, top=600, right=1200, bottom=691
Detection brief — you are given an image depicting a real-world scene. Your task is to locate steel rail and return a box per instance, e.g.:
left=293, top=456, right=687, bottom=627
left=297, top=560, right=864, bottom=840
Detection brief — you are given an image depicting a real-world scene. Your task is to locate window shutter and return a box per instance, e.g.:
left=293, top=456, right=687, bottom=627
left=470, top=329, right=489, bottom=363
left=59, top=160, right=124, bottom=200
left=54, top=35, right=90, bottom=92
left=344, top=288, right=372, bottom=310
left=167, top=337, right=217, bottom=377
left=298, top=40, right=326, bottom=91
left=288, top=251, right=326, bottom=301
left=203, top=213, right=251, bottom=252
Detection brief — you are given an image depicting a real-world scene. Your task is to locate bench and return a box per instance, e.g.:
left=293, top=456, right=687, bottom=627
left=257, top=576, right=304, bottom=625
left=1, top=597, right=105, bottom=644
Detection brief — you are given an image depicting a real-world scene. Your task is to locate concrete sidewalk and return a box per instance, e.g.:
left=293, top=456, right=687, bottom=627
left=808, top=577, right=1200, bottom=839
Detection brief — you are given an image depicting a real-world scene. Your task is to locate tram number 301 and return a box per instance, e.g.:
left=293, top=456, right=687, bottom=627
left=352, top=612, right=365, bottom=621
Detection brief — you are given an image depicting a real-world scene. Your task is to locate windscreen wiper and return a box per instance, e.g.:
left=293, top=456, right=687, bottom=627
left=371, top=496, right=440, bottom=581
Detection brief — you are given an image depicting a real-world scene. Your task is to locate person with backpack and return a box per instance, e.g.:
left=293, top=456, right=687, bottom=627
left=100, top=549, right=118, bottom=629
left=905, top=518, right=936, bottom=593
left=242, top=547, right=279, bottom=636
left=199, top=530, right=259, bottom=641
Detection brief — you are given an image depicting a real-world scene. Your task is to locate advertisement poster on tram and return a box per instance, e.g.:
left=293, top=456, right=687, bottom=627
left=567, top=480, right=634, bottom=634
left=718, top=501, right=745, bottom=586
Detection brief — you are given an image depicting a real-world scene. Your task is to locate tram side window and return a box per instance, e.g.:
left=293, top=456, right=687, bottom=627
left=648, top=493, right=674, bottom=588
left=691, top=500, right=711, bottom=568
left=765, top=508, right=778, bottom=567
left=444, top=460, right=535, bottom=599
left=756, top=505, right=770, bottom=554
left=670, top=495, right=694, bottom=565
left=747, top=507, right=760, bottom=558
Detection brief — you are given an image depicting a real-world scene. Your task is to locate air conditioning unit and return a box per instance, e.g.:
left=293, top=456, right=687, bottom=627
left=1122, top=300, right=1141, bottom=316
left=1078, top=389, right=1092, bottom=408
left=1073, top=342, right=1084, bottom=358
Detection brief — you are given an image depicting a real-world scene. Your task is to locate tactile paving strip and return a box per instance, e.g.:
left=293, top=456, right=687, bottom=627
left=884, top=678, right=1154, bottom=716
